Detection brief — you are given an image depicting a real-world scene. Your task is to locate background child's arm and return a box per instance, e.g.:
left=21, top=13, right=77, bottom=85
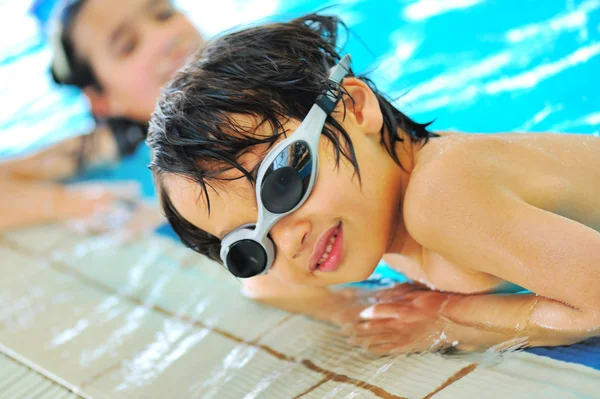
left=0, top=178, right=112, bottom=231
left=2, top=126, right=117, bottom=181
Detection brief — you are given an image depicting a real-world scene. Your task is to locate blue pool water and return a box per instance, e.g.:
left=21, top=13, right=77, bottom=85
left=0, top=0, right=599, bottom=198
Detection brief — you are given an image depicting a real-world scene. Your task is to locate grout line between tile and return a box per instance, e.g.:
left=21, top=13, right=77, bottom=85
left=421, top=363, right=477, bottom=399
left=1, top=237, right=409, bottom=399
left=79, top=361, right=123, bottom=389
left=294, top=375, right=333, bottom=398
left=300, top=359, right=410, bottom=399
left=249, top=314, right=296, bottom=344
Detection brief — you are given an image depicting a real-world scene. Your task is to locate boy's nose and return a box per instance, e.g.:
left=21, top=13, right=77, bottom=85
left=271, top=217, right=312, bottom=262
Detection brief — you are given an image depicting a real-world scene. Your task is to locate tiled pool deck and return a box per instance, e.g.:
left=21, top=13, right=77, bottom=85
left=1, top=224, right=598, bottom=398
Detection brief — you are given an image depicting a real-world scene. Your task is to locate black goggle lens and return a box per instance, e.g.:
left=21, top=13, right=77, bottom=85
left=260, top=141, right=312, bottom=214
left=226, top=239, right=267, bottom=278
left=261, top=166, right=304, bottom=213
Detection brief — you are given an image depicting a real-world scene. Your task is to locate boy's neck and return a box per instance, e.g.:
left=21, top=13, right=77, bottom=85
left=386, top=127, right=422, bottom=254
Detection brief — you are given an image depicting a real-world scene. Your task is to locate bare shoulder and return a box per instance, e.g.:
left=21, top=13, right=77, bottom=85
left=402, top=133, right=507, bottom=242
left=403, top=131, right=600, bottom=248
left=404, top=133, right=505, bottom=205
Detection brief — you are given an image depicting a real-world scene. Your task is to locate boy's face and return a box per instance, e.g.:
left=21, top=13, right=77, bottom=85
left=164, top=81, right=411, bottom=286
left=72, top=0, right=203, bottom=122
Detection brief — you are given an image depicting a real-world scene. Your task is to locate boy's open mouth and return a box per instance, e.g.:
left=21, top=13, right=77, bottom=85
left=309, top=222, right=343, bottom=273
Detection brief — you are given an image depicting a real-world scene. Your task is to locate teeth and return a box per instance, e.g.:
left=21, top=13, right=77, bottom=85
left=317, top=229, right=339, bottom=266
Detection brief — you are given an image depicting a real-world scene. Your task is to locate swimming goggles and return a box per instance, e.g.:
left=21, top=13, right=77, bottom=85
left=220, top=54, right=352, bottom=278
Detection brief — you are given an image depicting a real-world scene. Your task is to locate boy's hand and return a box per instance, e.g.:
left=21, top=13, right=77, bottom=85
left=333, top=285, right=599, bottom=354
left=333, top=284, right=454, bottom=354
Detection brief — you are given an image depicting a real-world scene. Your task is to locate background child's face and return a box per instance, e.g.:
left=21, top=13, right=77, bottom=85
left=164, top=86, right=409, bottom=286
left=72, top=0, right=203, bottom=121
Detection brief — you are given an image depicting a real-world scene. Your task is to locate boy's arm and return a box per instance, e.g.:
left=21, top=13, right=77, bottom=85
left=2, top=126, right=118, bottom=181
left=345, top=162, right=600, bottom=352
left=441, top=291, right=600, bottom=348
left=344, top=289, right=599, bottom=353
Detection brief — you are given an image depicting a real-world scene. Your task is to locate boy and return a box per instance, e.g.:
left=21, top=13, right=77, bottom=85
left=148, top=14, right=600, bottom=353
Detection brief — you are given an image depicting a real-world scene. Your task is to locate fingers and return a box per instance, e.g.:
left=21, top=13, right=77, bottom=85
left=347, top=332, right=400, bottom=347
left=349, top=332, right=433, bottom=355
left=334, top=297, right=423, bottom=326
left=366, top=342, right=423, bottom=355
left=332, top=304, right=371, bottom=325
left=359, top=303, right=417, bottom=320
left=350, top=330, right=450, bottom=355
left=341, top=316, right=430, bottom=338
left=341, top=318, right=400, bottom=336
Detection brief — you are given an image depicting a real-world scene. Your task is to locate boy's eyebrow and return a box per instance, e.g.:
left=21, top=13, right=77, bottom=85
left=108, top=0, right=165, bottom=48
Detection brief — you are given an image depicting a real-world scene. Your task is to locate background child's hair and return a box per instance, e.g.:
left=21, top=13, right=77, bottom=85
left=50, top=0, right=100, bottom=89
left=49, top=0, right=149, bottom=166
left=147, top=13, right=436, bottom=265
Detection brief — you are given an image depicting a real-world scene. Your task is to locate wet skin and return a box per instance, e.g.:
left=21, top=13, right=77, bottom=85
left=165, top=78, right=600, bottom=353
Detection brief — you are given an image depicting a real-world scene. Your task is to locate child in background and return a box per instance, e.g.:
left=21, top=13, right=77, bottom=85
left=1, top=0, right=203, bottom=231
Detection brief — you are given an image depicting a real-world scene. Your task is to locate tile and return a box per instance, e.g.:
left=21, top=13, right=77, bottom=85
left=0, top=353, right=84, bottom=399
left=0, top=357, right=29, bottom=392
left=190, top=347, right=326, bottom=399
left=258, top=316, right=473, bottom=399
left=41, top=232, right=231, bottom=300
left=2, top=224, right=73, bottom=254
left=134, top=264, right=291, bottom=342
left=0, top=258, right=75, bottom=333
left=0, top=372, right=54, bottom=398
left=36, top=385, right=85, bottom=399
left=301, top=381, right=383, bottom=399
left=47, top=236, right=183, bottom=297
left=432, top=352, right=600, bottom=399
left=0, top=246, right=51, bottom=289
left=86, top=330, right=324, bottom=399
left=0, top=266, right=178, bottom=387
left=68, top=241, right=173, bottom=297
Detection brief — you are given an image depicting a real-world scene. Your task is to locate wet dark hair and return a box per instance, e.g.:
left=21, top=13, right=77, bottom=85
left=50, top=0, right=101, bottom=89
left=148, top=13, right=437, bottom=264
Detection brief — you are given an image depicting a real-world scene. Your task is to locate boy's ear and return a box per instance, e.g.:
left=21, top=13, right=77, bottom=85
left=340, top=77, right=383, bottom=136
left=83, top=86, right=112, bottom=118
